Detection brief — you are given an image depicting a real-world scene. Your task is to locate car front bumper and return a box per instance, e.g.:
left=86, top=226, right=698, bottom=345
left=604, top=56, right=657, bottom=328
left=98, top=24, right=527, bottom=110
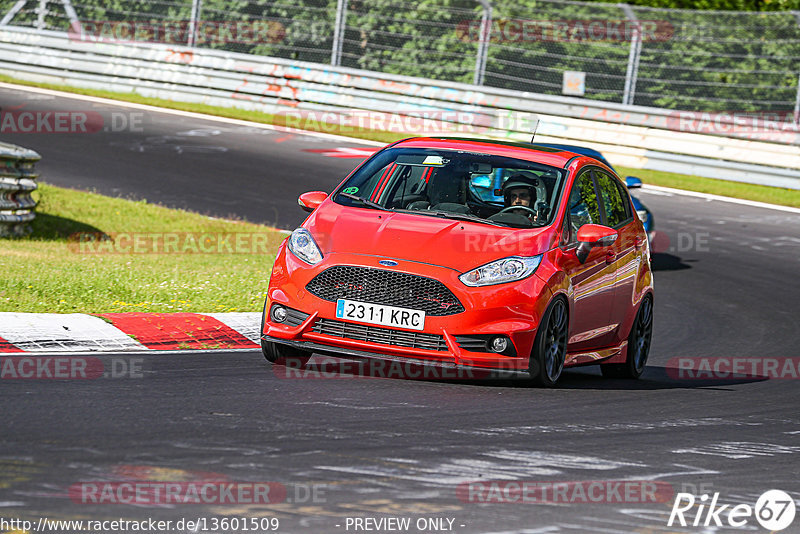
left=262, top=246, right=553, bottom=372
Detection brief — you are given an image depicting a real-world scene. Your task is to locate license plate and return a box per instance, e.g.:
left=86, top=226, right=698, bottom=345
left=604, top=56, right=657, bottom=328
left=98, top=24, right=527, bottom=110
left=336, top=299, right=425, bottom=331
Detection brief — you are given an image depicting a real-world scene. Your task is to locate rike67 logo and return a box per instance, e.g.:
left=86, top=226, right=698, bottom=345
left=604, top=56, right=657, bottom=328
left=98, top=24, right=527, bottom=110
left=669, top=489, right=796, bottom=531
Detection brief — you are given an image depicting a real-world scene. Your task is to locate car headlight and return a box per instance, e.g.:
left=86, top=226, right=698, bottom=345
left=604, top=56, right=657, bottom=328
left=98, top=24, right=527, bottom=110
left=636, top=209, right=649, bottom=222
left=459, top=255, right=542, bottom=287
left=287, top=228, right=323, bottom=265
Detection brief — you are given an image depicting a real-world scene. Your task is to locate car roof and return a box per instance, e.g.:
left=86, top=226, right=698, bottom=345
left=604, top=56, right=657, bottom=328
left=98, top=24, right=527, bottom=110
left=531, top=142, right=615, bottom=171
left=391, top=137, right=583, bottom=169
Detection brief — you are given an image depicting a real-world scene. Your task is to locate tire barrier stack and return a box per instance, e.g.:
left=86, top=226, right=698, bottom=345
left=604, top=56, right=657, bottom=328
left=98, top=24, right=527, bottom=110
left=0, top=141, right=41, bottom=237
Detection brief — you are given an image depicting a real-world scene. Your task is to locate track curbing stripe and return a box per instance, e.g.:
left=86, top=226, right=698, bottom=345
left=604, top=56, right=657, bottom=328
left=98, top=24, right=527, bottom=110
left=0, top=334, right=24, bottom=353
left=0, top=312, right=262, bottom=353
left=206, top=312, right=262, bottom=344
left=96, top=313, right=258, bottom=351
left=0, top=313, right=148, bottom=352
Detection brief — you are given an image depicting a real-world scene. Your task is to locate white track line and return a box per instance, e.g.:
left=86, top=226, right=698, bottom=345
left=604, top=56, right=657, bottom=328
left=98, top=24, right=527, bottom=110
left=0, top=81, right=384, bottom=146
left=3, top=81, right=797, bottom=213
left=641, top=185, right=800, bottom=214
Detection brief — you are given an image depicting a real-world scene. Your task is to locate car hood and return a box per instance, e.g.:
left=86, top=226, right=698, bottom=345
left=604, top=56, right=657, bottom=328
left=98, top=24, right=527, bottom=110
left=306, top=203, right=556, bottom=271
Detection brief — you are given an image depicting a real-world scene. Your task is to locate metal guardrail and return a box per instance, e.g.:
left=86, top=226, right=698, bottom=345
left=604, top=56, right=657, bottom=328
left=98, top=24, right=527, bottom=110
left=1, top=0, right=799, bottom=114
left=0, top=140, right=40, bottom=236
left=0, top=26, right=797, bottom=190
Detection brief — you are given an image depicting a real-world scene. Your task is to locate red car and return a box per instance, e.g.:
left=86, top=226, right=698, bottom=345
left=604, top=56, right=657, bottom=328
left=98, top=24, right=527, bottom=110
left=261, top=137, right=653, bottom=386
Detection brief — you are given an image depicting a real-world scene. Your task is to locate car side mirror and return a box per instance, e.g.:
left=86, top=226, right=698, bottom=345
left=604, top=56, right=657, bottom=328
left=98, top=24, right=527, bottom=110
left=576, top=224, right=618, bottom=263
left=298, top=191, right=328, bottom=213
left=625, top=176, right=643, bottom=189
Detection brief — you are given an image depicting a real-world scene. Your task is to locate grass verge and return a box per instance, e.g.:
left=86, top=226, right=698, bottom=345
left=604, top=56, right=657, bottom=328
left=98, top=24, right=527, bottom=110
left=0, top=183, right=284, bottom=313
left=1, top=74, right=798, bottom=208
left=617, top=166, right=800, bottom=208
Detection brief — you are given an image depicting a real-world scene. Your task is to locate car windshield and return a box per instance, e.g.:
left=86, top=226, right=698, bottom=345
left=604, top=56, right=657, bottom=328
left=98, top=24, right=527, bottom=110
left=334, top=148, right=567, bottom=228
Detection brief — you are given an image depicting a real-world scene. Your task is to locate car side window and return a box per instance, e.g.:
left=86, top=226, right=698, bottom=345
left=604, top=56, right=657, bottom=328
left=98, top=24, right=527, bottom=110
left=595, top=171, right=631, bottom=228
left=565, top=170, right=602, bottom=244
left=615, top=178, right=633, bottom=220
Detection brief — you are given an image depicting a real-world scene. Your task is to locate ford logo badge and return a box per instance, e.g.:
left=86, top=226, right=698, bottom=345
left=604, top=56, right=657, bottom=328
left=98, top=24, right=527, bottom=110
left=378, top=260, right=398, bottom=267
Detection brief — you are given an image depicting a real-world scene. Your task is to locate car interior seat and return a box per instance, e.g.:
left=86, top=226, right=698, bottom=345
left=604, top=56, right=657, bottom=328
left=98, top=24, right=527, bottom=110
left=427, top=170, right=470, bottom=213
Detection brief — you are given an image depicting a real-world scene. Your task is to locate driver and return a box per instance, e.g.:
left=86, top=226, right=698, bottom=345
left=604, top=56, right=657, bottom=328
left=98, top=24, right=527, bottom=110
left=502, top=174, right=540, bottom=221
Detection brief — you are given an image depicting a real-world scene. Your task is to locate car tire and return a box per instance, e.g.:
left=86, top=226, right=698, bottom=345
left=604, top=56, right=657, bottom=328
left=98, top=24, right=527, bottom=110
left=529, top=297, right=568, bottom=387
left=601, top=295, right=653, bottom=379
left=259, top=297, right=312, bottom=366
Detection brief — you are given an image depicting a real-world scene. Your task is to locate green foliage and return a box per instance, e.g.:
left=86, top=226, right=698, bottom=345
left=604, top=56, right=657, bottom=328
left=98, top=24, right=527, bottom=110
left=595, top=172, right=628, bottom=224
left=1, top=0, right=797, bottom=111
left=625, top=0, right=800, bottom=8
left=569, top=172, right=602, bottom=230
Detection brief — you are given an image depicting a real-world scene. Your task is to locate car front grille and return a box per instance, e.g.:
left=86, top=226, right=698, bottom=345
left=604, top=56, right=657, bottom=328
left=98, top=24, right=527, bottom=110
left=305, top=266, right=464, bottom=316
left=311, top=318, right=448, bottom=352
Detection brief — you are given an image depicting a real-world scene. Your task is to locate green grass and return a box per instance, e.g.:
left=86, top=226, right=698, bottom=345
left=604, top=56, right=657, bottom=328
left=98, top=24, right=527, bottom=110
left=0, top=183, right=285, bottom=313
left=617, top=166, right=800, bottom=208
left=1, top=74, right=798, bottom=207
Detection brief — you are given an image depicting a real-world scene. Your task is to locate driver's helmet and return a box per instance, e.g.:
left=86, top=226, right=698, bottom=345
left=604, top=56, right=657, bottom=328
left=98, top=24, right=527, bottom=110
left=502, top=174, right=540, bottom=208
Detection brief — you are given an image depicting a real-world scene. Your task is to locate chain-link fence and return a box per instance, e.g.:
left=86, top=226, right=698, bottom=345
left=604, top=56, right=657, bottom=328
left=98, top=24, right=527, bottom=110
left=1, top=0, right=799, bottom=113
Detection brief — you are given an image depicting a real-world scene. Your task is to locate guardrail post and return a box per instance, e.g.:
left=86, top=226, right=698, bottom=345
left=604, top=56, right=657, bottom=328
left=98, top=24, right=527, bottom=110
left=473, top=0, right=492, bottom=86
left=188, top=0, right=202, bottom=47
left=35, top=0, right=47, bottom=30
left=60, top=0, right=80, bottom=32
left=794, top=73, right=800, bottom=124
left=620, top=3, right=641, bottom=106
left=331, top=0, right=348, bottom=66
left=793, top=14, right=800, bottom=123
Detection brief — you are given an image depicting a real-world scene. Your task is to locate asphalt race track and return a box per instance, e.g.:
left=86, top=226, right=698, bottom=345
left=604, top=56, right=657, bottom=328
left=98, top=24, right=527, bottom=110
left=0, top=84, right=370, bottom=229
left=2, top=85, right=800, bottom=533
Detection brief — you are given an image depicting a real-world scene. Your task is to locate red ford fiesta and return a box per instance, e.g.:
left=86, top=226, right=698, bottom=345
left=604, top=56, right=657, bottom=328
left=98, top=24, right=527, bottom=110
left=261, top=137, right=653, bottom=386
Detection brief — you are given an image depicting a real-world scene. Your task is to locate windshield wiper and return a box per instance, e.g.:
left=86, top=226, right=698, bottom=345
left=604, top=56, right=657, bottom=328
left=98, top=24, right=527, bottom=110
left=398, top=209, right=506, bottom=227
left=339, top=192, right=389, bottom=211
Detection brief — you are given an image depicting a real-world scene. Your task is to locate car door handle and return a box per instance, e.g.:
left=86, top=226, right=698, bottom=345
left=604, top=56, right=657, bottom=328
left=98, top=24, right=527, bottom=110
left=634, top=236, right=643, bottom=250
left=605, top=251, right=616, bottom=264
